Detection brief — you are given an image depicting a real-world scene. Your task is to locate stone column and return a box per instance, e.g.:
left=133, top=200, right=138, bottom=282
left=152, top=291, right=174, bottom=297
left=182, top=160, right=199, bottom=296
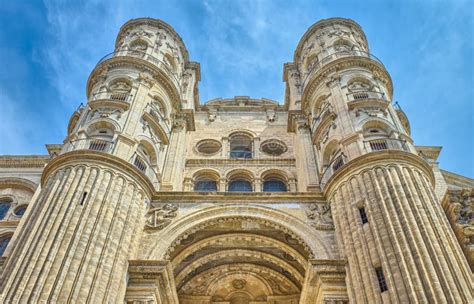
left=124, top=260, right=179, bottom=304
left=0, top=152, right=151, bottom=303
left=161, top=118, right=187, bottom=191
left=219, top=177, right=227, bottom=192
left=299, top=259, right=349, bottom=303
left=254, top=177, right=262, bottom=192
left=294, top=116, right=319, bottom=191
left=330, top=155, right=473, bottom=303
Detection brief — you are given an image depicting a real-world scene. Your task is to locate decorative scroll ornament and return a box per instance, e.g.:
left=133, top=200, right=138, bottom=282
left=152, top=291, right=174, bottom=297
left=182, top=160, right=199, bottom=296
left=306, top=203, right=334, bottom=230
left=145, top=203, right=178, bottom=230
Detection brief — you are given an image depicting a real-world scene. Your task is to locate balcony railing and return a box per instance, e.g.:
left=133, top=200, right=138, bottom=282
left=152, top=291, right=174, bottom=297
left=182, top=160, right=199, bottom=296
left=346, top=91, right=386, bottom=102
left=303, top=50, right=384, bottom=88
left=320, top=154, right=348, bottom=187
left=63, top=138, right=114, bottom=153
left=130, top=154, right=158, bottom=187
left=363, top=138, right=409, bottom=153
left=147, top=103, right=171, bottom=135
left=95, top=50, right=180, bottom=91
left=311, top=103, right=333, bottom=133
left=91, top=91, right=133, bottom=103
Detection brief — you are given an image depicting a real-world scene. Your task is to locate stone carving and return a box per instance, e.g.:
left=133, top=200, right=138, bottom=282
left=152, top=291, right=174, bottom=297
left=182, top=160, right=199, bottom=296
left=328, top=29, right=351, bottom=38
left=154, top=32, right=167, bottom=50
left=319, top=121, right=337, bottom=147
left=181, top=71, right=192, bottom=92
left=306, top=203, right=334, bottom=230
left=355, top=107, right=387, bottom=117
left=88, top=108, right=123, bottom=121
left=266, top=109, right=276, bottom=122
left=109, top=80, right=131, bottom=92
left=232, top=279, right=246, bottom=289
left=130, top=29, right=153, bottom=39
left=145, top=203, right=178, bottom=230
left=348, top=80, right=372, bottom=92
left=207, top=110, right=217, bottom=122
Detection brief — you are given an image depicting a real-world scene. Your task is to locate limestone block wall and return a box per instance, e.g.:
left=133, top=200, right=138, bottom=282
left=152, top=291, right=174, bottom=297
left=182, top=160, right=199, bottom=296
left=0, top=154, right=149, bottom=303
left=328, top=155, right=473, bottom=303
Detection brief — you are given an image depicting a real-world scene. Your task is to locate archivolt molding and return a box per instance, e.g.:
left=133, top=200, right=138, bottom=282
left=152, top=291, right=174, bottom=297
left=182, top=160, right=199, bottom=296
left=171, top=233, right=307, bottom=270
left=179, top=263, right=300, bottom=296
left=142, top=204, right=333, bottom=260
left=175, top=249, right=304, bottom=288
left=0, top=178, right=37, bottom=193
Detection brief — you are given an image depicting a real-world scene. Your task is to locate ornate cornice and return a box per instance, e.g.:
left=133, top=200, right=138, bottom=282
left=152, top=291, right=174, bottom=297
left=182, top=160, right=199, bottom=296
left=323, top=151, right=435, bottom=198
left=294, top=18, right=368, bottom=63
left=0, top=156, right=49, bottom=168
left=116, top=18, right=190, bottom=62
left=41, top=150, right=155, bottom=197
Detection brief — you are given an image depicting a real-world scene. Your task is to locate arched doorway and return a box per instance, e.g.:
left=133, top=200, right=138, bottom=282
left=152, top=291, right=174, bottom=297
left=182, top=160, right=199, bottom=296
left=138, top=204, right=335, bottom=304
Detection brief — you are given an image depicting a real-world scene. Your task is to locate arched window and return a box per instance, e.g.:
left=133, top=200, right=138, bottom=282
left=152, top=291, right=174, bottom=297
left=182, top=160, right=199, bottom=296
left=228, top=180, right=252, bottom=192
left=0, top=198, right=12, bottom=220
left=14, top=205, right=27, bottom=217
left=263, top=179, right=287, bottom=192
left=229, top=133, right=253, bottom=159
left=0, top=236, right=11, bottom=256
left=194, top=179, right=218, bottom=192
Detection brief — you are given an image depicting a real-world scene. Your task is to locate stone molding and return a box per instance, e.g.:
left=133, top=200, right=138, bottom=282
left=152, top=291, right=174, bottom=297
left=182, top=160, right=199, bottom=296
left=40, top=150, right=155, bottom=197
left=323, top=150, right=435, bottom=197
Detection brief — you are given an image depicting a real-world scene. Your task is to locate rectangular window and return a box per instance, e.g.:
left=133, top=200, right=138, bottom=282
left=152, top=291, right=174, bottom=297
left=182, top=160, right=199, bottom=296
left=359, top=207, right=368, bottom=224
left=375, top=267, right=388, bottom=292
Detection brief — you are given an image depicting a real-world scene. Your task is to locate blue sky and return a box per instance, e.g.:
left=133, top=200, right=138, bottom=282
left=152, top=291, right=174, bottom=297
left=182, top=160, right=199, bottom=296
left=0, top=0, right=473, bottom=177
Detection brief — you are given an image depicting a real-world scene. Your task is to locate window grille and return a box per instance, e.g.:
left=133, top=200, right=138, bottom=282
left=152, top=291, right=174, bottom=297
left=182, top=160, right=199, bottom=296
left=89, top=140, right=108, bottom=151
left=195, top=180, right=218, bottom=192
left=375, top=267, right=388, bottom=292
left=228, top=180, right=252, bottom=192
left=0, top=202, right=11, bottom=220
left=359, top=207, right=368, bottom=224
left=134, top=156, right=147, bottom=172
left=0, top=237, right=11, bottom=256
left=263, top=180, right=287, bottom=192
left=370, top=139, right=388, bottom=151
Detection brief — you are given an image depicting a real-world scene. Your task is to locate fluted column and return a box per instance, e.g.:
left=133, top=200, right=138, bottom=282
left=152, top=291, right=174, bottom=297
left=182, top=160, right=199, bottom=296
left=0, top=152, right=150, bottom=303
left=329, top=155, right=473, bottom=303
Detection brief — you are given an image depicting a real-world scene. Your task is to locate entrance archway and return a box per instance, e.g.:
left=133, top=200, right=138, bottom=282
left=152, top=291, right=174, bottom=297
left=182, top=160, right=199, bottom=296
left=138, top=204, right=335, bottom=303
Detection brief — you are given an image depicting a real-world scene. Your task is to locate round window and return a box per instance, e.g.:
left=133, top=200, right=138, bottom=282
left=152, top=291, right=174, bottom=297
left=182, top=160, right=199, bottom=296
left=195, top=139, right=222, bottom=155
left=14, top=205, right=27, bottom=217
left=260, top=139, right=287, bottom=156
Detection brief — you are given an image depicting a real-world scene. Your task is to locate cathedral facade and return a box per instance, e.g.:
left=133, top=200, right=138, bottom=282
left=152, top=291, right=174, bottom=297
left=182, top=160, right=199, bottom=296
left=0, top=18, right=472, bottom=303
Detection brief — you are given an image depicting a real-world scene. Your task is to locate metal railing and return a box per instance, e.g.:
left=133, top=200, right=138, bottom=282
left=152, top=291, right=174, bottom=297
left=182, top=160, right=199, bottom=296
left=91, top=91, right=133, bottom=103
left=95, top=50, right=181, bottom=91
left=63, top=138, right=114, bottom=153
left=303, top=50, right=384, bottom=89
left=311, top=103, right=333, bottom=133
left=346, top=91, right=386, bottom=102
left=147, top=103, right=171, bottom=135
left=363, top=138, right=409, bottom=153
left=320, top=154, right=348, bottom=187
left=130, top=154, right=157, bottom=185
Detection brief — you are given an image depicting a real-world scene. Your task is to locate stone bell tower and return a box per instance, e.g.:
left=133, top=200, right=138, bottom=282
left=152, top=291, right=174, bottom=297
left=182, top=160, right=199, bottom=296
left=285, top=18, right=473, bottom=302
left=0, top=18, right=198, bottom=303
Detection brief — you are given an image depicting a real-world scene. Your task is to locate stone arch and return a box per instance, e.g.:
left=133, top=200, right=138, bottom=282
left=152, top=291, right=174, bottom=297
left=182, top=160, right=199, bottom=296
left=346, top=75, right=375, bottom=92
left=170, top=233, right=307, bottom=270
left=322, top=139, right=341, bottom=167
left=311, top=94, right=331, bottom=117
left=141, top=204, right=333, bottom=260
left=0, top=177, right=37, bottom=193
left=84, top=117, right=122, bottom=135
left=358, top=117, right=397, bottom=136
